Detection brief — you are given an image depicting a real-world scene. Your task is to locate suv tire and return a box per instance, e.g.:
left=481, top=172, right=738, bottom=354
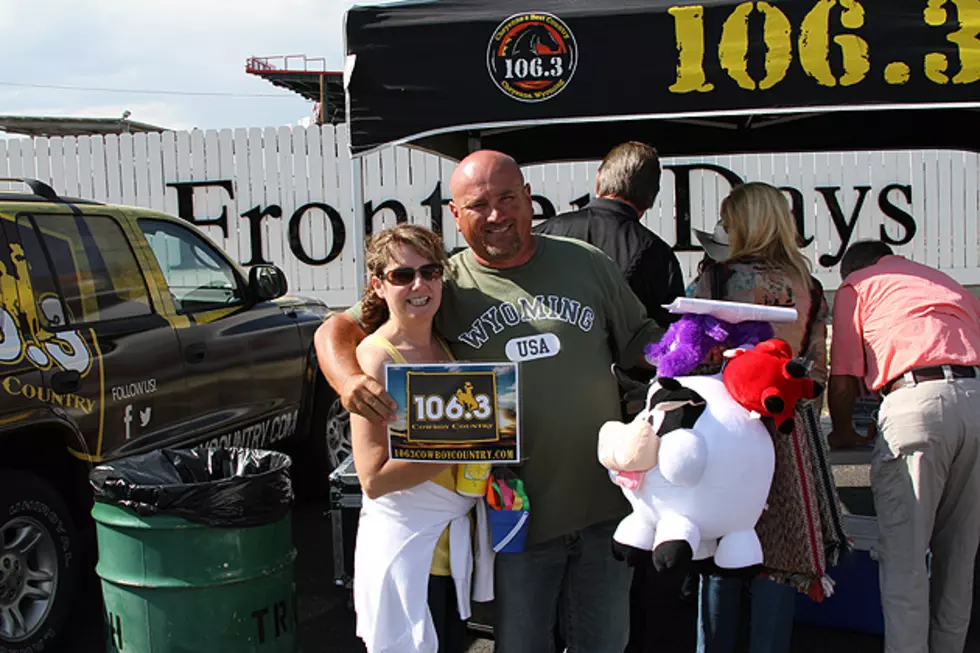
left=295, top=390, right=351, bottom=498
left=0, top=471, right=77, bottom=653
left=321, top=396, right=352, bottom=472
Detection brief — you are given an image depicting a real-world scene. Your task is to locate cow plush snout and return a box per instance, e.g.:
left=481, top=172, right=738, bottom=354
left=598, top=418, right=660, bottom=473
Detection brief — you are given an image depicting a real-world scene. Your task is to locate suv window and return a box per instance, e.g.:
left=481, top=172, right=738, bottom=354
left=11, top=218, right=68, bottom=328
left=17, top=213, right=151, bottom=325
left=139, top=218, right=244, bottom=314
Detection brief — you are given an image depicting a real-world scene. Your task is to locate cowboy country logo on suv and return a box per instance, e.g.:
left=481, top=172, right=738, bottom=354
left=0, top=179, right=350, bottom=652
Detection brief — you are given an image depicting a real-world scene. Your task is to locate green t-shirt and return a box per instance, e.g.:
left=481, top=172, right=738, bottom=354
left=350, top=235, right=662, bottom=544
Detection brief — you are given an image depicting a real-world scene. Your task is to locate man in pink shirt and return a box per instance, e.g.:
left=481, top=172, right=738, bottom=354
left=828, top=240, right=980, bottom=653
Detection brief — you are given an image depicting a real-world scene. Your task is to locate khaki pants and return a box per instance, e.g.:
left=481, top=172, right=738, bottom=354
left=873, top=376, right=980, bottom=653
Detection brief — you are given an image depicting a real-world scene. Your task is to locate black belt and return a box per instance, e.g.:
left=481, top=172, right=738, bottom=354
left=881, top=364, right=979, bottom=396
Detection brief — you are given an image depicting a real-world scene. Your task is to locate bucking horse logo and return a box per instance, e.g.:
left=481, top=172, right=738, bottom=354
left=511, top=24, right=562, bottom=56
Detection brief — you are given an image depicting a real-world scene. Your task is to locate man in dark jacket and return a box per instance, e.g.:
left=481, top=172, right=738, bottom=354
left=536, top=144, right=695, bottom=652
left=533, top=141, right=684, bottom=328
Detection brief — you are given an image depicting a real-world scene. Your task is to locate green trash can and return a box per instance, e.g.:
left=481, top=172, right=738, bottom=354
left=90, top=448, right=297, bottom=653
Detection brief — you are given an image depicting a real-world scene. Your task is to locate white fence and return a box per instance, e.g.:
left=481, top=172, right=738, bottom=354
left=2, top=125, right=978, bottom=307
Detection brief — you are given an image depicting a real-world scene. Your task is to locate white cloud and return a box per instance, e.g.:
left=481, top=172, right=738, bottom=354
left=0, top=0, right=382, bottom=131
left=497, top=388, right=517, bottom=406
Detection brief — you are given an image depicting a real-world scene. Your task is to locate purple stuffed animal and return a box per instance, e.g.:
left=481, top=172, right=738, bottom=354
left=644, top=314, right=774, bottom=378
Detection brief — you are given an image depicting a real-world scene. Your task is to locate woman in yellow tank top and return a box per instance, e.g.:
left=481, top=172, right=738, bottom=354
left=350, top=224, right=466, bottom=652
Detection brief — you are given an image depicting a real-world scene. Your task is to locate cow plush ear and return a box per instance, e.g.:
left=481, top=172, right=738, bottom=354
left=652, top=399, right=702, bottom=413
left=657, top=377, right=682, bottom=391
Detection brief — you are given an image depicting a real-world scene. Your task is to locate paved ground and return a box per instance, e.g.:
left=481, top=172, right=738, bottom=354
left=290, top=450, right=980, bottom=653
left=73, top=453, right=980, bottom=653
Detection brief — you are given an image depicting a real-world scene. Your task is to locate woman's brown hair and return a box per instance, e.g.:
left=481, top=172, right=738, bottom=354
left=361, top=224, right=450, bottom=331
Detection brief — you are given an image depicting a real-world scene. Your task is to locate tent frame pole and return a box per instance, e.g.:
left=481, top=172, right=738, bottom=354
left=351, top=156, right=366, bottom=302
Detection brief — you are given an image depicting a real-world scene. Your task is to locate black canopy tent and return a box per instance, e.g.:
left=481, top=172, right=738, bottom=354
left=344, top=0, right=980, bottom=163
left=342, top=0, right=980, bottom=295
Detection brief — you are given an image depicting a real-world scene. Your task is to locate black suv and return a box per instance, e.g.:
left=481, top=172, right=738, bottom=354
left=0, top=180, right=348, bottom=652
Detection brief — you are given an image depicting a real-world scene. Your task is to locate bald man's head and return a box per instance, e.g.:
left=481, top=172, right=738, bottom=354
left=448, top=150, right=536, bottom=269
left=449, top=150, right=523, bottom=200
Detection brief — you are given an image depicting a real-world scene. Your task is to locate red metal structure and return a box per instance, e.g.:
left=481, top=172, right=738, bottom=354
left=245, top=55, right=345, bottom=125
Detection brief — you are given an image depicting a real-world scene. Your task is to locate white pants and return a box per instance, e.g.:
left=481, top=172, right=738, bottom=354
left=873, top=376, right=980, bottom=653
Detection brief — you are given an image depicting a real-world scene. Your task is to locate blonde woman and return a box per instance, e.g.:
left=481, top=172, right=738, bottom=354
left=692, top=182, right=846, bottom=653
left=350, top=224, right=488, bottom=653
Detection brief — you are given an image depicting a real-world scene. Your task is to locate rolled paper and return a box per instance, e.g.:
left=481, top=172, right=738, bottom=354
left=662, top=297, right=798, bottom=324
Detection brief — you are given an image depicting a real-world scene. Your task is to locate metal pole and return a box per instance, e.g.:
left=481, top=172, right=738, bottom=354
left=350, top=155, right=366, bottom=302
left=342, top=28, right=366, bottom=305
left=319, top=75, right=325, bottom=126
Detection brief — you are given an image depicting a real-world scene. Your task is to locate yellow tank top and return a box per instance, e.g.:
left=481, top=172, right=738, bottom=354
left=362, top=332, right=457, bottom=576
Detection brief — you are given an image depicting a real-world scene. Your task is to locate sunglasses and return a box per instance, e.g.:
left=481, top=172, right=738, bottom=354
left=378, top=263, right=444, bottom=286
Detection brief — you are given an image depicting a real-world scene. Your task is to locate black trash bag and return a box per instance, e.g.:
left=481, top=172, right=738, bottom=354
left=90, top=447, right=293, bottom=528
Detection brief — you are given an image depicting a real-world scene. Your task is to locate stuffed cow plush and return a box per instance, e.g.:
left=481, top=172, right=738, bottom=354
left=598, top=373, right=775, bottom=573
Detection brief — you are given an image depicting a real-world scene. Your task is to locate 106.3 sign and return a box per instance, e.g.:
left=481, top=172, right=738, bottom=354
left=407, top=372, right=499, bottom=443
left=668, top=0, right=979, bottom=93
left=412, top=385, right=493, bottom=423
left=386, top=363, right=520, bottom=463
left=487, top=12, right=578, bottom=102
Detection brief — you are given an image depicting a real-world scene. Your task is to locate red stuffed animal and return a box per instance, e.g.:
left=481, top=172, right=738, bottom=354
left=722, top=339, right=823, bottom=434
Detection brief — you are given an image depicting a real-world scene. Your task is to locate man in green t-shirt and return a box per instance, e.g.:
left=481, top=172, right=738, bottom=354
left=316, top=150, right=663, bottom=652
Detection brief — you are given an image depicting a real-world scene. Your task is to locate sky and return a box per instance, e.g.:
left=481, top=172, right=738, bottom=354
left=0, top=0, right=386, bottom=133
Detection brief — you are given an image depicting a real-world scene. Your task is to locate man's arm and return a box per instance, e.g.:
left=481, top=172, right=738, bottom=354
left=629, top=242, right=685, bottom=328
left=828, top=375, right=863, bottom=448
left=827, top=284, right=868, bottom=448
left=351, top=342, right=451, bottom=498
left=314, top=313, right=397, bottom=422
left=593, top=249, right=664, bottom=368
left=664, top=250, right=686, bottom=306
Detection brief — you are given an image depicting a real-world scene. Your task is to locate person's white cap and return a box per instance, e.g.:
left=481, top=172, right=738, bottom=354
left=693, top=221, right=730, bottom=261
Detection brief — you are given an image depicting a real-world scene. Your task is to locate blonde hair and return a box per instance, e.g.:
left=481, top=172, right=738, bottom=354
left=361, top=224, right=450, bottom=330
left=720, top=182, right=812, bottom=289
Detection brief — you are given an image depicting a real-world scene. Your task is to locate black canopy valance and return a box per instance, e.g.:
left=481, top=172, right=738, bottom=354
left=345, top=0, right=980, bottom=161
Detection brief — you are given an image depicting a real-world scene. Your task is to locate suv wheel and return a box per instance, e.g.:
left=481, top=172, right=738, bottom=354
left=323, top=397, right=352, bottom=471
left=0, top=471, right=76, bottom=652
left=294, top=391, right=352, bottom=497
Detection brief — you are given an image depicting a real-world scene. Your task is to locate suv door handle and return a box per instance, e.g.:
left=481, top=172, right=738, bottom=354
left=50, top=370, right=81, bottom=394
left=184, top=343, right=208, bottom=364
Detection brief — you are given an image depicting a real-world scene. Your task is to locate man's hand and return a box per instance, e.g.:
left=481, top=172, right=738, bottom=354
left=827, top=425, right=868, bottom=449
left=342, top=373, right=397, bottom=423
left=315, top=313, right=397, bottom=423
left=827, top=374, right=870, bottom=449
